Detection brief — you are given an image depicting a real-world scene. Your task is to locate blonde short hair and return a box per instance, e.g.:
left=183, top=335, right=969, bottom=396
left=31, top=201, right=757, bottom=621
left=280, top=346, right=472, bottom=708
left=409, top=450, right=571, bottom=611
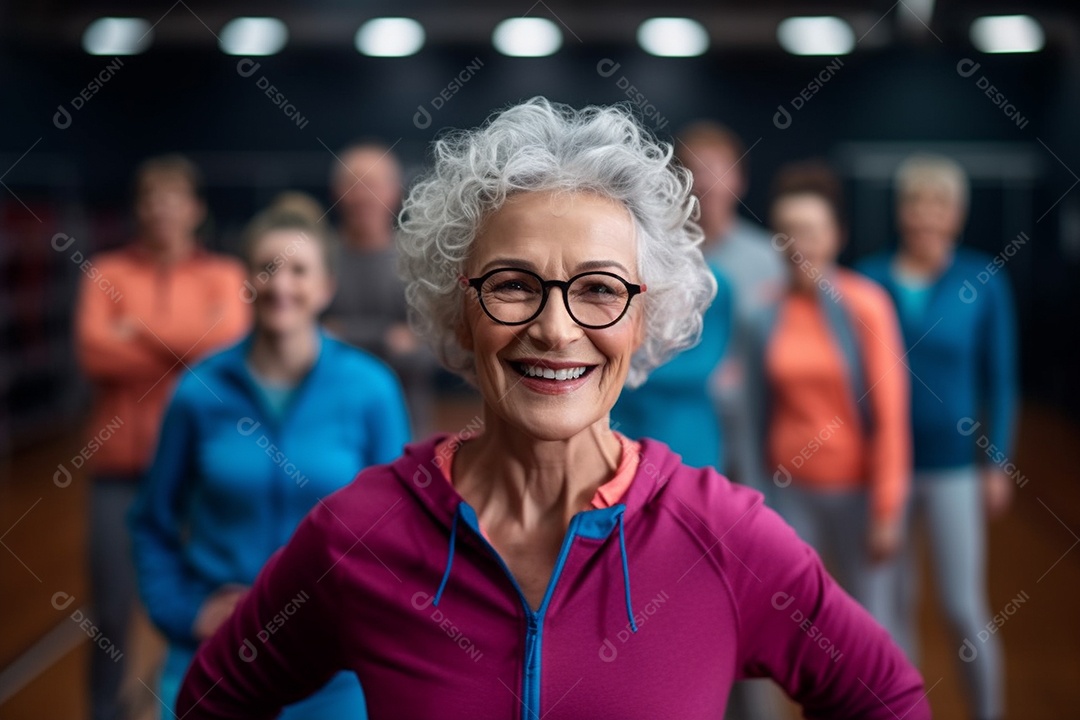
left=895, top=154, right=969, bottom=212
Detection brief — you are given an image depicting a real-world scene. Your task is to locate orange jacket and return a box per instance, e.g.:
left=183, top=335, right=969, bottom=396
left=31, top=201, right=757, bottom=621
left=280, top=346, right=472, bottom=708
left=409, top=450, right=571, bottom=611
left=766, top=269, right=911, bottom=523
left=75, top=244, right=251, bottom=476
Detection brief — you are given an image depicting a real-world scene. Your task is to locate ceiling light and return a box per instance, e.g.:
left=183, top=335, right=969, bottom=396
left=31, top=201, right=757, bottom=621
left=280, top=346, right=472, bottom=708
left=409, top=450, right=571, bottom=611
left=637, top=18, right=709, bottom=57
left=970, top=15, right=1044, bottom=54
left=356, top=18, right=425, bottom=57
left=777, top=16, right=855, bottom=56
left=220, top=17, right=288, bottom=56
left=492, top=18, right=562, bottom=57
left=82, top=17, right=152, bottom=55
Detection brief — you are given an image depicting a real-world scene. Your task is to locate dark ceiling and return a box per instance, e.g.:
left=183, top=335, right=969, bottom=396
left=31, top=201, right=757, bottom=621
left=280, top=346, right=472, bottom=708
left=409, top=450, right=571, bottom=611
left=5, top=0, right=1079, bottom=51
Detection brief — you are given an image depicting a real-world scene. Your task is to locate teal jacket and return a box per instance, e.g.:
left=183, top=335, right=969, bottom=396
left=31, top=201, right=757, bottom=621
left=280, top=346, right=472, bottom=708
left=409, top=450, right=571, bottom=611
left=611, top=265, right=733, bottom=468
left=858, top=249, right=1017, bottom=471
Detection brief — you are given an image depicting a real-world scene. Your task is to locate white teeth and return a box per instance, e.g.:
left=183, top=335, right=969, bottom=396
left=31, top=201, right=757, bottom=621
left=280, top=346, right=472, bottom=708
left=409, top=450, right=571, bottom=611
left=517, top=363, right=588, bottom=380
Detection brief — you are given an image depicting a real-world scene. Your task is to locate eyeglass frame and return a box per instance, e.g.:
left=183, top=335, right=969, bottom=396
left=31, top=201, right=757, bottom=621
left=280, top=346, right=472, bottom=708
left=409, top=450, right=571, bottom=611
left=461, top=267, right=647, bottom=330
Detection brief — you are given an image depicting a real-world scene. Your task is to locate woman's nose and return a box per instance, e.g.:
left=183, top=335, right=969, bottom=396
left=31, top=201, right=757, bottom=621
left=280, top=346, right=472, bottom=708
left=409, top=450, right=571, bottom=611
left=524, top=290, right=584, bottom=350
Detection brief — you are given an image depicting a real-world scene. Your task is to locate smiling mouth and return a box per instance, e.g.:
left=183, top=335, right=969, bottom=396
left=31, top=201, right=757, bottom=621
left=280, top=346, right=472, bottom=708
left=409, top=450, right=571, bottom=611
left=510, top=362, right=595, bottom=382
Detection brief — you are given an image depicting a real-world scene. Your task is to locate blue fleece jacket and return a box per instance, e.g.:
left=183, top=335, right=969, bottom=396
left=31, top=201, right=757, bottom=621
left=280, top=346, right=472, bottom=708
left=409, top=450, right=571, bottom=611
left=611, top=265, right=733, bottom=468
left=857, top=249, right=1017, bottom=471
left=130, top=330, right=410, bottom=648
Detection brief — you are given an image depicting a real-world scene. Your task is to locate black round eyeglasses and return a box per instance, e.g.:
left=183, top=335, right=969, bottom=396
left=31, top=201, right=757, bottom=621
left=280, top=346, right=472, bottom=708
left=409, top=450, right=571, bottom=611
left=463, top=267, right=647, bottom=330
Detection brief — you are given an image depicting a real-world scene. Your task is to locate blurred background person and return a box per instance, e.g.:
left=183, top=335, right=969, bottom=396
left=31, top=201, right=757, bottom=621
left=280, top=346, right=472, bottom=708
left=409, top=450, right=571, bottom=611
left=323, top=142, right=435, bottom=434
left=74, top=154, right=251, bottom=720
left=765, top=161, right=910, bottom=641
left=610, top=265, right=732, bottom=469
left=676, top=122, right=788, bottom=720
left=129, top=197, right=410, bottom=718
left=675, top=123, right=786, bottom=492
left=859, top=155, right=1018, bottom=720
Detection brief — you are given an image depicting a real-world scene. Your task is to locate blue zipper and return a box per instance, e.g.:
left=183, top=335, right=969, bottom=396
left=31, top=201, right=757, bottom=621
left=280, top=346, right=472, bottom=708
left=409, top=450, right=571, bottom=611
left=461, top=507, right=583, bottom=720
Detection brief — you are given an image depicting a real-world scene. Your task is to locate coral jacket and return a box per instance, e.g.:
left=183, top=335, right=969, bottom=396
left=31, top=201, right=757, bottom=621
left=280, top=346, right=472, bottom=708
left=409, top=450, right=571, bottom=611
left=766, top=269, right=911, bottom=522
left=75, top=244, right=250, bottom=476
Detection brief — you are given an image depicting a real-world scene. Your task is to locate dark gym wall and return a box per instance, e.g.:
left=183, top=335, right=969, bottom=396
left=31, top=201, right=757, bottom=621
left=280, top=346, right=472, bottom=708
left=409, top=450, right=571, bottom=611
left=1, top=38, right=1078, bottom=423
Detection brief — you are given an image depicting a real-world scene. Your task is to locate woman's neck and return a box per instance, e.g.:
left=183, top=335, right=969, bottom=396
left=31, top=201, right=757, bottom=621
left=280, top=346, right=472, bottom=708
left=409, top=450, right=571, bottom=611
left=788, top=260, right=834, bottom=295
left=247, top=326, right=320, bottom=384
left=453, top=410, right=622, bottom=530
left=140, top=235, right=197, bottom=266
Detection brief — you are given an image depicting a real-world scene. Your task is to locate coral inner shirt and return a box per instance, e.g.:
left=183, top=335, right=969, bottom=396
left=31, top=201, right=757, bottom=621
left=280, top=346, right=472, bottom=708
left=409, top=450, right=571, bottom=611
left=433, top=431, right=642, bottom=537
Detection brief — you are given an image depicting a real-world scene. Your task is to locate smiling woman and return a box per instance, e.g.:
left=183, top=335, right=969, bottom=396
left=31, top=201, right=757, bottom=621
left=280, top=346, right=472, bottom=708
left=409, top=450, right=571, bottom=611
left=130, top=194, right=409, bottom=720
left=175, top=98, right=930, bottom=720
left=397, top=98, right=715, bottom=388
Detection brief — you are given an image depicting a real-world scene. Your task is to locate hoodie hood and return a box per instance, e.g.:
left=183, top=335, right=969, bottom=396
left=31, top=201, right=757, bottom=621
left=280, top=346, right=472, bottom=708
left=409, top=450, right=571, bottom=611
left=388, top=433, right=685, bottom=631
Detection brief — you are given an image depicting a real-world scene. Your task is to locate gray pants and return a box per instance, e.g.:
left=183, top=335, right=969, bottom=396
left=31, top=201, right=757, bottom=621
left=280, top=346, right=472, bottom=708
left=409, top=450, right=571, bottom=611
left=771, top=483, right=904, bottom=643
left=89, top=476, right=140, bottom=720
left=896, top=467, right=1003, bottom=720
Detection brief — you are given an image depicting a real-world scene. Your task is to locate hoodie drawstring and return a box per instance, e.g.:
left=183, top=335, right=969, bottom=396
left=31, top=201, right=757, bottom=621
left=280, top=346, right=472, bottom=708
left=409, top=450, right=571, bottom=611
left=434, top=504, right=462, bottom=607
left=434, top=502, right=636, bottom=634
left=618, top=510, right=638, bottom=633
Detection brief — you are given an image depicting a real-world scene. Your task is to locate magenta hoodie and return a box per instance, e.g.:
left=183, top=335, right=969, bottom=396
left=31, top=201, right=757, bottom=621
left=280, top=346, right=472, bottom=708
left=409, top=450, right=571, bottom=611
left=177, top=435, right=930, bottom=719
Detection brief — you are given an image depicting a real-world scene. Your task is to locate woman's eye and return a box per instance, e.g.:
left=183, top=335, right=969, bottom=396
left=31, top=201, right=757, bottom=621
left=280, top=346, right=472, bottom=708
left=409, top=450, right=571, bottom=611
left=490, top=278, right=537, bottom=294
left=581, top=282, right=618, bottom=296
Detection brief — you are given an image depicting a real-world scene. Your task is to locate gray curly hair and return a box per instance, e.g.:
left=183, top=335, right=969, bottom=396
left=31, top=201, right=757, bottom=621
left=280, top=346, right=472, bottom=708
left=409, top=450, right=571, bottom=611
left=397, top=97, right=717, bottom=388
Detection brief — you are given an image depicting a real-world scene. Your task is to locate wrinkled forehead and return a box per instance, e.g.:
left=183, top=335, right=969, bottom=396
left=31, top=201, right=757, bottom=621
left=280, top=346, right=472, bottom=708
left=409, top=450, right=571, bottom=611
left=469, top=190, right=639, bottom=276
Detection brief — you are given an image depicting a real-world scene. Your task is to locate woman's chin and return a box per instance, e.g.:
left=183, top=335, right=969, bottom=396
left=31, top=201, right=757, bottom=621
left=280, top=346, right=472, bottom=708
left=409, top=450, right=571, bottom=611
left=497, top=407, right=604, bottom=444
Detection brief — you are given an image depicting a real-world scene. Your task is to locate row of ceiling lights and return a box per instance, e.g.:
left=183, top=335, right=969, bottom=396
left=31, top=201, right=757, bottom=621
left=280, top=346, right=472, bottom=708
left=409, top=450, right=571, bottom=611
left=83, top=14, right=1046, bottom=58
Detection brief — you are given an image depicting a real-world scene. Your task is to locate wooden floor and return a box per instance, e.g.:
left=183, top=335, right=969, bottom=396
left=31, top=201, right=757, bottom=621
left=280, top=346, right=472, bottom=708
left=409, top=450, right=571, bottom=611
left=1, top=398, right=1078, bottom=719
